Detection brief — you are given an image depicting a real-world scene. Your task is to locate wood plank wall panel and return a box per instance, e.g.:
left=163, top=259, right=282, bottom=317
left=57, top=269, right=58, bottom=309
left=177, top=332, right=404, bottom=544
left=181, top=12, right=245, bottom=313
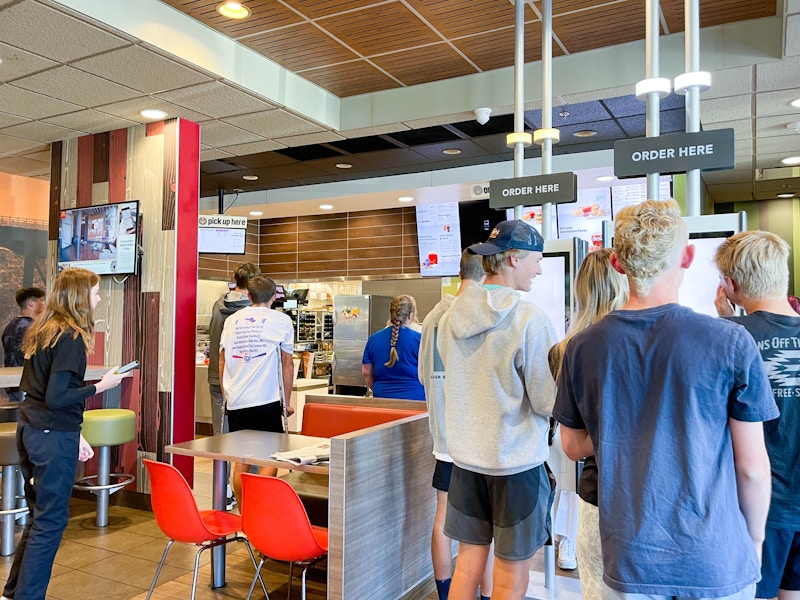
left=161, top=119, right=177, bottom=231
left=92, top=131, right=109, bottom=184
left=48, top=141, right=62, bottom=241
left=60, top=138, right=78, bottom=210
left=109, top=128, right=128, bottom=203
left=76, top=135, right=94, bottom=207
left=140, top=291, right=161, bottom=455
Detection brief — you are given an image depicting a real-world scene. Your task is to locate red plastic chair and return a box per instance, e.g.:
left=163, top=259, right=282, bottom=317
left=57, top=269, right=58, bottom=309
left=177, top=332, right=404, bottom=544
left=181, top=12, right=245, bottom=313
left=241, top=473, right=329, bottom=600
left=143, top=459, right=266, bottom=600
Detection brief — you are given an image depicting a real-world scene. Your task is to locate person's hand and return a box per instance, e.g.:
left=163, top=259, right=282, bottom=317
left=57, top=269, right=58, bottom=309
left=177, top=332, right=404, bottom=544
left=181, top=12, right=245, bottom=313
left=95, top=366, right=133, bottom=394
left=285, top=405, right=296, bottom=417
left=78, top=434, right=94, bottom=462
left=715, top=285, right=735, bottom=317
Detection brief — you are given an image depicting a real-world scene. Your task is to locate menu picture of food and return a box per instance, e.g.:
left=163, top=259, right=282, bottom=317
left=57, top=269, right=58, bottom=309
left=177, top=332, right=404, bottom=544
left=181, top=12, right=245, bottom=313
left=557, top=188, right=612, bottom=251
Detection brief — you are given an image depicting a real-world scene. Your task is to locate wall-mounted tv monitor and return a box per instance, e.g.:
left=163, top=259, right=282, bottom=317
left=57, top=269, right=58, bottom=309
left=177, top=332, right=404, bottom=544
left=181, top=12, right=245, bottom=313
left=460, top=199, right=503, bottom=249
left=198, top=214, right=247, bottom=255
left=518, top=238, right=589, bottom=341
left=415, top=202, right=462, bottom=277
left=57, top=200, right=139, bottom=276
left=505, top=205, right=559, bottom=238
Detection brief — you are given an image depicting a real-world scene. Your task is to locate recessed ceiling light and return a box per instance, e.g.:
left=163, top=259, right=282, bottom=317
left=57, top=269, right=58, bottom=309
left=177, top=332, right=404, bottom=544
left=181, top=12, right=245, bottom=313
left=320, top=204, right=334, bottom=210
left=140, top=109, right=167, bottom=120
left=595, top=175, right=614, bottom=182
left=398, top=196, right=414, bottom=203
left=249, top=211, right=263, bottom=216
left=781, top=156, right=800, bottom=166
left=442, top=148, right=462, bottom=155
left=573, top=129, right=597, bottom=138
left=217, top=2, right=251, bottom=19
left=335, top=163, right=352, bottom=169
left=777, top=193, right=795, bottom=198
left=242, top=175, right=259, bottom=181
left=790, top=98, right=800, bottom=108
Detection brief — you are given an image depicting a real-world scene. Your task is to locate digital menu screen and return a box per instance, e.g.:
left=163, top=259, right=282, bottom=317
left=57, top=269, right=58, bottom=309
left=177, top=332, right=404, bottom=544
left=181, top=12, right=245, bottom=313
left=557, top=188, right=611, bottom=251
left=415, top=203, right=462, bottom=277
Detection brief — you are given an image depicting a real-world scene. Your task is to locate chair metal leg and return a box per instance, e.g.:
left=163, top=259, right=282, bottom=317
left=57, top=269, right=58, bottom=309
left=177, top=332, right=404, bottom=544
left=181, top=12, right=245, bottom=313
left=241, top=538, right=269, bottom=600
left=145, top=539, right=173, bottom=600
left=300, top=566, right=309, bottom=600
left=245, top=557, right=267, bottom=600
left=287, top=562, right=294, bottom=600
left=190, top=545, right=204, bottom=600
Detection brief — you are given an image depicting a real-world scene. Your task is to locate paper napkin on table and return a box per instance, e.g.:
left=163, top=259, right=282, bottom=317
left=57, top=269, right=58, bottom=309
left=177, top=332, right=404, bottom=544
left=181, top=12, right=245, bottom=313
left=270, top=441, right=330, bottom=465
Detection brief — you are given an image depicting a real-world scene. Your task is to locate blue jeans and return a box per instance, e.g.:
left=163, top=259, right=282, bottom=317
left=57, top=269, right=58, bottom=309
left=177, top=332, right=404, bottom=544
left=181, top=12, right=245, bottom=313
left=3, top=424, right=79, bottom=600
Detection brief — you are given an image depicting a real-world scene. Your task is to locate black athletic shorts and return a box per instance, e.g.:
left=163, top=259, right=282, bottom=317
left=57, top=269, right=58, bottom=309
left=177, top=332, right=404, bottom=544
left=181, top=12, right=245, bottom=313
left=227, top=402, right=283, bottom=433
left=432, top=459, right=454, bottom=492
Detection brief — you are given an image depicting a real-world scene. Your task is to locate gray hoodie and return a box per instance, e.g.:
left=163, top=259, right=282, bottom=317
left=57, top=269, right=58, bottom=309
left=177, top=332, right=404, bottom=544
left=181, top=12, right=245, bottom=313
left=437, top=284, right=557, bottom=476
left=207, top=291, right=251, bottom=386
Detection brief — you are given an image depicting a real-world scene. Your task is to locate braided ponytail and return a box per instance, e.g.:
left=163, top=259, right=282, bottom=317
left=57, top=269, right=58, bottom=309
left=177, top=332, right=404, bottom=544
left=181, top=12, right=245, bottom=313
left=384, top=295, right=416, bottom=367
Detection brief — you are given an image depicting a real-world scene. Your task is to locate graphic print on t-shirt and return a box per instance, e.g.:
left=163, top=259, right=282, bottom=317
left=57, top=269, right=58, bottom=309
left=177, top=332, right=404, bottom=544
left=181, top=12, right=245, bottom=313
left=757, top=339, right=800, bottom=395
left=229, top=317, right=270, bottom=362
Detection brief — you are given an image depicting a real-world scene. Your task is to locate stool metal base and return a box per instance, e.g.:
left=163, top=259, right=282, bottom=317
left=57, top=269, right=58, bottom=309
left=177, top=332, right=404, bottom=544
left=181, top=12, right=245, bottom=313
left=1, top=464, right=29, bottom=556
left=72, top=446, right=135, bottom=527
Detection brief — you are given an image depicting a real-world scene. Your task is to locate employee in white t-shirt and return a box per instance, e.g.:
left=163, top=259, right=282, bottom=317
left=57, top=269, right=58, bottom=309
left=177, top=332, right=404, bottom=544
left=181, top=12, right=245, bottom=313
left=219, top=275, right=295, bottom=507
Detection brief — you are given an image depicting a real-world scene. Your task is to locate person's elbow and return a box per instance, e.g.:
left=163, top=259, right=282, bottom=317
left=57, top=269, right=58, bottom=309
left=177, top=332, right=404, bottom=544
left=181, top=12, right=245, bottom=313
left=560, top=426, right=592, bottom=461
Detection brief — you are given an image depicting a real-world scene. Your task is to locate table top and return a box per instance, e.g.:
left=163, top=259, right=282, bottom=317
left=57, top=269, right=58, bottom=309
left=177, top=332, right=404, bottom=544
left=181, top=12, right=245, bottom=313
left=0, top=365, right=113, bottom=388
left=165, top=430, right=330, bottom=474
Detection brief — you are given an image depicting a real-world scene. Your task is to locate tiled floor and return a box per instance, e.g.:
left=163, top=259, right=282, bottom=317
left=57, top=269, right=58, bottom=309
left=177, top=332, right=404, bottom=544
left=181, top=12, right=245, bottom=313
left=0, top=458, right=582, bottom=600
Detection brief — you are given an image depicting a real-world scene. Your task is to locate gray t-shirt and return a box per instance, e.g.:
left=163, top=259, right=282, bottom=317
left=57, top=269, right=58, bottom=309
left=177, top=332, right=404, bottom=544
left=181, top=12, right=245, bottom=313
left=554, top=304, right=778, bottom=597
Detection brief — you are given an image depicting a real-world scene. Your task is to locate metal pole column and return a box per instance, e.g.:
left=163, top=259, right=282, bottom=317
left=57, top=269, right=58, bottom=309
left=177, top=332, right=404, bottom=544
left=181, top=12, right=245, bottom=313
left=540, top=0, right=554, bottom=240
left=512, top=0, right=526, bottom=221
left=646, top=0, right=661, bottom=200
left=95, top=446, right=110, bottom=527
left=685, top=0, right=701, bottom=215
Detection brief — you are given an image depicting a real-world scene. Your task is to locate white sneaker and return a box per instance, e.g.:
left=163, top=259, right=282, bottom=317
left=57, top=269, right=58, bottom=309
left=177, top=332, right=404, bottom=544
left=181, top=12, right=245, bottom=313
left=557, top=536, right=577, bottom=570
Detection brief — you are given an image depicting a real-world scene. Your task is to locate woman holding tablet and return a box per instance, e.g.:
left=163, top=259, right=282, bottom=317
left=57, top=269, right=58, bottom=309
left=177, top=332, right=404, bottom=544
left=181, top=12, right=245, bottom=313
left=2, top=268, right=130, bottom=600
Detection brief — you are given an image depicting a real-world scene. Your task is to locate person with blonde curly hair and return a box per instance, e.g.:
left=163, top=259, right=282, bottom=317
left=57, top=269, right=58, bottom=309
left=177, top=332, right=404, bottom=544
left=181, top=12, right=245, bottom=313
left=2, top=268, right=131, bottom=600
left=361, top=294, right=425, bottom=400
left=555, top=200, right=776, bottom=600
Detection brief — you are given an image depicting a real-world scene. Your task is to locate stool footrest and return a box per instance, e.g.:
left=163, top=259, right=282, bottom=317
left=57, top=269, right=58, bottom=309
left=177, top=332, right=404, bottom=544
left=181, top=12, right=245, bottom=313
left=0, top=506, right=29, bottom=517
left=74, top=474, right=135, bottom=494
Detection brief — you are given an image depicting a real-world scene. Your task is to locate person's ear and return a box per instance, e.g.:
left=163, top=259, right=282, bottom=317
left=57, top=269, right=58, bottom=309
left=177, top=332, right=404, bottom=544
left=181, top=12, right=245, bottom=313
left=610, top=252, right=626, bottom=274
left=680, top=243, right=695, bottom=269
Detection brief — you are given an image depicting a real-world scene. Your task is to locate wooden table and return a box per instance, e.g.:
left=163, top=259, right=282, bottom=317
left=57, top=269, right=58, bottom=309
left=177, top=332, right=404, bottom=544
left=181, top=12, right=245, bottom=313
left=0, top=365, right=113, bottom=389
left=165, top=430, right=329, bottom=588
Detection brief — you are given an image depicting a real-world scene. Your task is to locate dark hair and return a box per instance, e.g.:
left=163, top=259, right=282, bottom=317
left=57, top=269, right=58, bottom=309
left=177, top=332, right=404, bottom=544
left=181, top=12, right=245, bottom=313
left=233, top=262, right=260, bottom=289
left=247, top=276, right=277, bottom=305
left=15, top=287, right=45, bottom=309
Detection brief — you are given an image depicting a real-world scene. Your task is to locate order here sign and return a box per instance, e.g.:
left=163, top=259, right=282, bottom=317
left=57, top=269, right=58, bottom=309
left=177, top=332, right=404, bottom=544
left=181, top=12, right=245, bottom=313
left=489, top=172, right=577, bottom=209
left=614, top=129, right=735, bottom=178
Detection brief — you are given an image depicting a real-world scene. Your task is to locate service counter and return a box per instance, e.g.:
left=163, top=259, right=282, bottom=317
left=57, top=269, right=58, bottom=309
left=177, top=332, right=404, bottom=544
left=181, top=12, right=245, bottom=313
left=0, top=365, right=111, bottom=389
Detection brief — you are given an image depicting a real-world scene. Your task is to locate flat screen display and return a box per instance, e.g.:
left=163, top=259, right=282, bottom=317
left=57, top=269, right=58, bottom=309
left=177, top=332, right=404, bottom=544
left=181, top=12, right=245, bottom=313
left=557, top=187, right=612, bottom=251
left=198, top=227, right=246, bottom=254
left=504, top=205, right=558, bottom=238
left=679, top=233, right=733, bottom=317
left=57, top=200, right=139, bottom=276
left=415, top=202, right=462, bottom=277
left=518, top=252, right=570, bottom=341
left=460, top=199, right=503, bottom=249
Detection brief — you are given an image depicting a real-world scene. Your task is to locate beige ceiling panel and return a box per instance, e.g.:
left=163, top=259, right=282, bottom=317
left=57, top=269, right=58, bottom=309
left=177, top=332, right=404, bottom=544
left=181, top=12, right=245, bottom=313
left=0, top=42, right=59, bottom=83
left=735, top=137, right=753, bottom=156
left=789, top=0, right=800, bottom=13
left=72, top=46, right=212, bottom=94
left=216, top=140, right=287, bottom=155
left=756, top=89, right=800, bottom=117
left=702, top=65, right=753, bottom=101
left=198, top=121, right=264, bottom=147
left=702, top=119, right=752, bottom=140
left=0, top=1, right=128, bottom=63
left=0, top=111, right=29, bottom=129
left=756, top=55, right=800, bottom=92
left=0, top=155, right=49, bottom=174
left=21, top=148, right=51, bottom=163
left=755, top=151, right=798, bottom=169
left=0, top=85, right=82, bottom=119
left=701, top=169, right=753, bottom=184
left=222, top=110, right=324, bottom=138
left=698, top=95, right=752, bottom=123
left=756, top=114, right=800, bottom=138
left=338, top=123, right=411, bottom=138
left=94, top=97, right=210, bottom=124
left=0, top=133, right=46, bottom=157
left=12, top=66, right=140, bottom=107
left=706, top=182, right=754, bottom=202
left=156, top=82, right=278, bottom=119
left=0, top=121, right=82, bottom=143
left=756, top=136, right=800, bottom=156
left=273, top=132, right=345, bottom=147
left=200, top=148, right=235, bottom=161
left=43, top=110, right=138, bottom=133
left=786, top=14, right=800, bottom=56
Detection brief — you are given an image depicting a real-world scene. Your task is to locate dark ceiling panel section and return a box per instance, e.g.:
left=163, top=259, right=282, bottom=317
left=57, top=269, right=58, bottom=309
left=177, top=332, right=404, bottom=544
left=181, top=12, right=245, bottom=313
left=602, top=93, right=684, bottom=119
left=274, top=145, right=346, bottom=161
left=386, top=126, right=462, bottom=146
left=450, top=114, right=516, bottom=137
left=200, top=159, right=246, bottom=174
left=555, top=120, right=627, bottom=146
left=327, top=137, right=401, bottom=153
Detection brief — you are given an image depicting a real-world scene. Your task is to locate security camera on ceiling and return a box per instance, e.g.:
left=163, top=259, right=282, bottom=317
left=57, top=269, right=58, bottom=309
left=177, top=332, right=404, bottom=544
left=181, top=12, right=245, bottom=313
left=474, top=107, right=492, bottom=125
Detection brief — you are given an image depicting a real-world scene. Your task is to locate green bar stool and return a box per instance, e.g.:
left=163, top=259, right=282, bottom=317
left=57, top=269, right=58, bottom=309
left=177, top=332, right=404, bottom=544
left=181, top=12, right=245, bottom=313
left=74, top=409, right=136, bottom=527
left=0, top=423, right=28, bottom=556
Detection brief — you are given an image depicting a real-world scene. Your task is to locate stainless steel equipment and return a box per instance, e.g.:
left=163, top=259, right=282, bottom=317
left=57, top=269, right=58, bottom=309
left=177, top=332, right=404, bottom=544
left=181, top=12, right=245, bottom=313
left=332, top=295, right=392, bottom=392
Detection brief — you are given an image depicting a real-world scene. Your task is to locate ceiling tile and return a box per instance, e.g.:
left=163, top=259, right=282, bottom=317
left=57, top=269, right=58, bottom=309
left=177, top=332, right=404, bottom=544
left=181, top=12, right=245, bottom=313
left=279, top=0, right=379, bottom=19
left=756, top=89, right=800, bottom=117
left=701, top=169, right=753, bottom=184
left=700, top=65, right=753, bottom=101
left=200, top=148, right=234, bottom=162
left=452, top=25, right=547, bottom=71
left=705, top=181, right=754, bottom=202
left=20, top=148, right=51, bottom=162
left=0, top=154, right=49, bottom=175
left=735, top=137, right=753, bottom=155
left=0, top=133, right=46, bottom=157
left=160, top=0, right=304, bottom=38
left=554, top=1, right=645, bottom=55
left=703, top=119, right=753, bottom=140
left=755, top=151, right=798, bottom=169
left=0, top=111, right=29, bottom=129
left=43, top=110, right=138, bottom=133
left=273, top=132, right=345, bottom=147
left=244, top=23, right=358, bottom=72
left=369, top=44, right=477, bottom=86
left=699, top=94, right=752, bottom=123
left=756, top=114, right=800, bottom=139
left=12, top=65, right=140, bottom=107
left=338, top=123, right=410, bottom=138
left=789, top=0, right=800, bottom=14
left=756, top=136, right=800, bottom=156
left=402, top=112, right=477, bottom=129
left=0, top=85, right=82, bottom=119
left=222, top=110, right=324, bottom=138
left=756, top=55, right=800, bottom=92
left=199, top=122, right=265, bottom=148
left=0, top=0, right=128, bottom=63
left=294, top=60, right=400, bottom=97
left=72, top=45, right=212, bottom=94
left=0, top=41, right=59, bottom=83
left=217, top=140, right=288, bottom=156
left=318, top=3, right=441, bottom=56
left=156, top=82, right=278, bottom=119
left=94, top=96, right=211, bottom=124
left=0, top=121, right=82, bottom=143
left=660, top=0, right=776, bottom=32
left=415, top=0, right=518, bottom=38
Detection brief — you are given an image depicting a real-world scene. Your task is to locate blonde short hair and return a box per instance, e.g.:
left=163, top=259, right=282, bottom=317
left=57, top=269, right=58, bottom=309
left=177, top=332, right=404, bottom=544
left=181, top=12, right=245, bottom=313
left=613, top=199, right=687, bottom=296
left=714, top=231, right=790, bottom=300
left=482, top=249, right=530, bottom=275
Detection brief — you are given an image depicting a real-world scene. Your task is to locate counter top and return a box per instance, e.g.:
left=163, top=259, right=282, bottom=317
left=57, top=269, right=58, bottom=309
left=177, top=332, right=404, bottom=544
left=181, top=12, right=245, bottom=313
left=293, top=378, right=328, bottom=391
left=0, top=365, right=113, bottom=388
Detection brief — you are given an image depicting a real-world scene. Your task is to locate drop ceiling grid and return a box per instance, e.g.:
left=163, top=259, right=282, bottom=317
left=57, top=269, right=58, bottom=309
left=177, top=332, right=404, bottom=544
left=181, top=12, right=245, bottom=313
left=412, top=0, right=519, bottom=39
left=659, top=0, right=777, bottom=32
left=368, top=43, right=478, bottom=87
left=299, top=61, right=399, bottom=97
left=159, top=0, right=303, bottom=36
left=553, top=1, right=646, bottom=55
left=242, top=23, right=359, bottom=71
left=452, top=26, right=551, bottom=72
